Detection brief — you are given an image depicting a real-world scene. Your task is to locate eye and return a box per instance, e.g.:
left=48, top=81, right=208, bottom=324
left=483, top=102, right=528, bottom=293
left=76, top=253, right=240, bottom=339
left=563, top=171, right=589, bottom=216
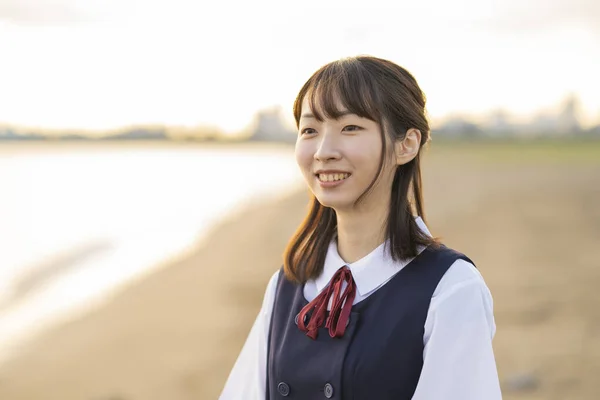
left=300, top=127, right=316, bottom=135
left=343, top=125, right=361, bottom=132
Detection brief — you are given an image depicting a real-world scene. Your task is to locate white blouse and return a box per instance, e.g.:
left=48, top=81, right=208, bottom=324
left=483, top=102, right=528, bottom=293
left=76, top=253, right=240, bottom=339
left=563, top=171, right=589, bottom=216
left=220, top=217, right=502, bottom=399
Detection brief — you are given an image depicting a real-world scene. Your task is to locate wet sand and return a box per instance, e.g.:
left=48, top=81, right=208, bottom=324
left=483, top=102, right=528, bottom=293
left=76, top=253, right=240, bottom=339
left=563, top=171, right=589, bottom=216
left=0, top=141, right=598, bottom=400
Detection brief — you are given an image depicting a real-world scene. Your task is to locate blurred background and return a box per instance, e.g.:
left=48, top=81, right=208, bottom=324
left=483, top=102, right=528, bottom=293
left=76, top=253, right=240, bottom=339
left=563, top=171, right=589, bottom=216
left=0, top=1, right=599, bottom=399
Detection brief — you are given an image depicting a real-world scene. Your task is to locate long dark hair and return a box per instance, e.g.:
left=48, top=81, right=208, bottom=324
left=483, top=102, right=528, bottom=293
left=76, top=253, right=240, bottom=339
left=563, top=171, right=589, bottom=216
left=283, top=55, right=439, bottom=283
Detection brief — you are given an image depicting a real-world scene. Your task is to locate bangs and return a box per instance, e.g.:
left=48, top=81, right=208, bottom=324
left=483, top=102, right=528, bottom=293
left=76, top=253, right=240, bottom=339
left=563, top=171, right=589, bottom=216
left=294, top=59, right=383, bottom=124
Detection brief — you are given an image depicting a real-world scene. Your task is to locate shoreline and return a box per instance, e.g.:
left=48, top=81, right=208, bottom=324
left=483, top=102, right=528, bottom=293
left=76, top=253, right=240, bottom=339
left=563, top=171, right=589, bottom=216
left=0, top=142, right=304, bottom=376
left=0, top=187, right=311, bottom=399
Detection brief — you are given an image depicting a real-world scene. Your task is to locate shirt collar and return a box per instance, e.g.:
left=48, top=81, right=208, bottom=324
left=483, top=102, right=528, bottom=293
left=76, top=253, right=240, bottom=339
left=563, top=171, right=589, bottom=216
left=314, top=216, right=432, bottom=297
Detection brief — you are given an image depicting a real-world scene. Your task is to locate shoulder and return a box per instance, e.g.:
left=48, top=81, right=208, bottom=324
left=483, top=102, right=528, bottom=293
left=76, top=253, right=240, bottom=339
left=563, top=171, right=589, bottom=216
left=425, top=255, right=496, bottom=338
left=433, top=257, right=487, bottom=297
left=269, top=268, right=282, bottom=286
left=429, top=246, right=494, bottom=312
left=430, top=255, right=495, bottom=322
left=265, top=268, right=282, bottom=297
left=257, top=269, right=282, bottom=315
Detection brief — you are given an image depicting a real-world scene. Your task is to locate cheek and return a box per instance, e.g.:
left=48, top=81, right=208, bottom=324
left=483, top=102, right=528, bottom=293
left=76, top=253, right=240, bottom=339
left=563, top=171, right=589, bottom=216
left=350, top=140, right=378, bottom=166
left=355, top=144, right=385, bottom=182
left=294, top=143, right=313, bottom=172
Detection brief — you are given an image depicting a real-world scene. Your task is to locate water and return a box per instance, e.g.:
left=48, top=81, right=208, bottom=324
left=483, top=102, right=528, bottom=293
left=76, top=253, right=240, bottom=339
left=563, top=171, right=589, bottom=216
left=0, top=142, right=304, bottom=365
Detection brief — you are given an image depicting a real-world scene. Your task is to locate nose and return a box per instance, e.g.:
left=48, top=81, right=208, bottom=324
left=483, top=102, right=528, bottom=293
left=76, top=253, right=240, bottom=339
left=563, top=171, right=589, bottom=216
left=314, top=131, right=341, bottom=162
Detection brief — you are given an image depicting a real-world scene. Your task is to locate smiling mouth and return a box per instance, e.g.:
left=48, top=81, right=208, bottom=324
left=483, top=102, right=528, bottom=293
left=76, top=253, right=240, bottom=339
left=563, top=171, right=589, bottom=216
left=316, top=173, right=351, bottom=182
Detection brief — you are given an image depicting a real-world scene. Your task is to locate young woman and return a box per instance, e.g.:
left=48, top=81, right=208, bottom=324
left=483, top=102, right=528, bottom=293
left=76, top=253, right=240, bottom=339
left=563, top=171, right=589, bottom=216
left=220, top=56, right=501, bottom=399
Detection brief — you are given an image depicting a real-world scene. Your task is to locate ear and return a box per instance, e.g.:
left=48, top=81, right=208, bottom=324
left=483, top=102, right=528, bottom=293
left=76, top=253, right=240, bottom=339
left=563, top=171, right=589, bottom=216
left=394, top=128, right=422, bottom=165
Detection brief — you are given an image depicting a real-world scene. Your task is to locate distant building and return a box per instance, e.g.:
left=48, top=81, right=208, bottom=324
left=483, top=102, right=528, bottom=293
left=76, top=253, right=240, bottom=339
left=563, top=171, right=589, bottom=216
left=484, top=109, right=518, bottom=136
left=526, top=94, right=583, bottom=136
left=434, top=116, right=482, bottom=138
left=0, top=127, right=19, bottom=139
left=0, top=127, right=46, bottom=140
left=249, top=107, right=296, bottom=143
left=556, top=95, right=582, bottom=133
left=99, top=128, right=168, bottom=141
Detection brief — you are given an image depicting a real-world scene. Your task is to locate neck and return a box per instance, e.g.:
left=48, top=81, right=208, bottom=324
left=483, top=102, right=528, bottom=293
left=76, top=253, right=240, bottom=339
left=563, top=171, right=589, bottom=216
left=335, top=200, right=389, bottom=264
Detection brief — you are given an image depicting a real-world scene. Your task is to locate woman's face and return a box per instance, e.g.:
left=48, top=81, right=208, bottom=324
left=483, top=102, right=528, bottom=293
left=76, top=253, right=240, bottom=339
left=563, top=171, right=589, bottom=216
left=295, top=96, right=397, bottom=213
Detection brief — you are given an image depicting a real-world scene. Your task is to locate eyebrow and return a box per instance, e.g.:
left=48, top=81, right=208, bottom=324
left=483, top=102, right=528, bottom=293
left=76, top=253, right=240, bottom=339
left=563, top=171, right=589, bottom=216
left=300, top=110, right=356, bottom=120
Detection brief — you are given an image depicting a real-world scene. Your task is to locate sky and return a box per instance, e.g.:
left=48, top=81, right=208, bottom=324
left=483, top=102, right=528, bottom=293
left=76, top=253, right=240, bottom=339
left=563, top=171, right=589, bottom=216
left=0, top=0, right=599, bottom=134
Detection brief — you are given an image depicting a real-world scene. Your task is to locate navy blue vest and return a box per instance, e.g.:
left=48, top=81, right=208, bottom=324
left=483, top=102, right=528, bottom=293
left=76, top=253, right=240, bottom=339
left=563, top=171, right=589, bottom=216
left=266, top=244, right=474, bottom=400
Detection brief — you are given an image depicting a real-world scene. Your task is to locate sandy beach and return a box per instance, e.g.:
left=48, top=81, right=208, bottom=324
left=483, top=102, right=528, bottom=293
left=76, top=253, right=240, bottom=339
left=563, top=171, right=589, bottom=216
left=0, top=141, right=598, bottom=400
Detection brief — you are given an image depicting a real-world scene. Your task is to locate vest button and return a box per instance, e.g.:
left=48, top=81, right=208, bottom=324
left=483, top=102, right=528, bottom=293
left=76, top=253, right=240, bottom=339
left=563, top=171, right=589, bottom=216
left=277, top=382, right=290, bottom=396
left=324, top=382, right=334, bottom=398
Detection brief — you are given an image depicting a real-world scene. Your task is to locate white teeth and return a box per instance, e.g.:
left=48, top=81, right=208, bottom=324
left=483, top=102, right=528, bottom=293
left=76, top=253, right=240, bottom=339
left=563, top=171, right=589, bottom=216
left=318, top=173, right=350, bottom=182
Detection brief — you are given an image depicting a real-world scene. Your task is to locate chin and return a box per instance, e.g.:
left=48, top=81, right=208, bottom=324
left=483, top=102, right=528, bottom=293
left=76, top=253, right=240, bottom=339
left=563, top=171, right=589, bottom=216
left=314, top=195, right=355, bottom=211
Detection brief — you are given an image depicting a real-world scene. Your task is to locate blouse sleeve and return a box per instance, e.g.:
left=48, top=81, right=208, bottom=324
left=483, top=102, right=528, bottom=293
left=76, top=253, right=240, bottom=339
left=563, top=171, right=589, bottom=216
left=412, top=259, right=502, bottom=400
left=219, top=269, right=280, bottom=400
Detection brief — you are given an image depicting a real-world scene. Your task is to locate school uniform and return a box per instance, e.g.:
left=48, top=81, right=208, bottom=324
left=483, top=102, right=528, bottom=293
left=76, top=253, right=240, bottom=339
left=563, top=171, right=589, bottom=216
left=220, top=217, right=502, bottom=400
